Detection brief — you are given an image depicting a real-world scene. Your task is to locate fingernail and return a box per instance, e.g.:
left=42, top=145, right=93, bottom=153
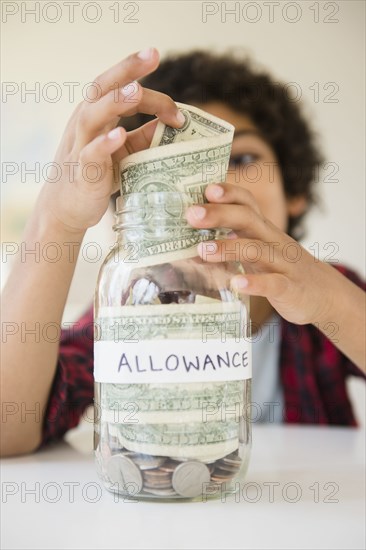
left=188, top=206, right=206, bottom=220
left=121, top=81, right=138, bottom=97
left=209, top=185, right=224, bottom=199
left=137, top=47, right=153, bottom=60
left=227, top=231, right=238, bottom=239
left=108, top=128, right=121, bottom=140
left=233, top=277, right=249, bottom=289
left=176, top=111, right=186, bottom=126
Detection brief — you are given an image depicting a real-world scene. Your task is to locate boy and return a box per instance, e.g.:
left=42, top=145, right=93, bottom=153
left=1, top=48, right=365, bottom=457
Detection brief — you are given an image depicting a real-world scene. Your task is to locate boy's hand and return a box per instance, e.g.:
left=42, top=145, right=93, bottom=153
left=186, top=183, right=339, bottom=327
left=38, top=48, right=184, bottom=234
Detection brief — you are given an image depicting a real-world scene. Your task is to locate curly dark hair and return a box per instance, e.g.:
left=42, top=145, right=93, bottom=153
left=119, top=50, right=324, bottom=239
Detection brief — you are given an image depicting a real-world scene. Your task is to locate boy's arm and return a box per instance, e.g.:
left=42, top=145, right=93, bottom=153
left=1, top=212, right=85, bottom=456
left=186, top=183, right=366, bottom=373
left=1, top=47, right=185, bottom=457
left=315, top=264, right=365, bottom=373
left=308, top=262, right=365, bottom=372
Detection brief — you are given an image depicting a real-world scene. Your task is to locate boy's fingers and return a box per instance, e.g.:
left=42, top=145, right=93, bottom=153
left=205, top=183, right=262, bottom=216
left=197, top=238, right=273, bottom=265
left=76, top=84, right=183, bottom=149
left=113, top=119, right=160, bottom=162
left=66, top=49, right=159, bottom=153
left=186, top=203, right=269, bottom=240
left=196, top=237, right=302, bottom=269
left=125, top=87, right=184, bottom=125
left=92, top=48, right=160, bottom=98
left=77, top=127, right=127, bottom=191
left=230, top=272, right=290, bottom=300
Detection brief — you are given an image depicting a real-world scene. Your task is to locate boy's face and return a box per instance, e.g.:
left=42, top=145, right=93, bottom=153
left=196, top=101, right=306, bottom=233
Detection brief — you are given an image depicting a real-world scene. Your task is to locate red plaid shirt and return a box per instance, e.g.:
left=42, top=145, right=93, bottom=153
left=39, top=264, right=365, bottom=448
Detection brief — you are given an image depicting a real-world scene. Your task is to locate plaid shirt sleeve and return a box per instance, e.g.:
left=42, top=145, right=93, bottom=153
left=38, top=306, right=94, bottom=448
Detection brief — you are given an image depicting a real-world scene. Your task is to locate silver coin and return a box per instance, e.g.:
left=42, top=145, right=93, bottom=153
left=106, top=454, right=143, bottom=494
left=143, top=472, right=172, bottom=489
left=132, top=278, right=160, bottom=305
left=144, top=478, right=172, bottom=485
left=143, top=480, right=173, bottom=488
left=172, top=461, right=211, bottom=497
left=143, top=477, right=172, bottom=486
left=128, top=454, right=166, bottom=470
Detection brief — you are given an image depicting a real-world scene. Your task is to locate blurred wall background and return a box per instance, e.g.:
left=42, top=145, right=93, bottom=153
left=1, top=1, right=365, bottom=417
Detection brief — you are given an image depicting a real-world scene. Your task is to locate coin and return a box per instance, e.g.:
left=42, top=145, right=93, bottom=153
left=212, top=471, right=237, bottom=483
left=143, top=479, right=172, bottom=488
left=132, top=278, right=160, bottom=305
left=143, top=469, right=172, bottom=478
left=143, top=469, right=173, bottom=490
left=222, top=455, right=241, bottom=467
left=172, top=461, right=211, bottom=497
left=106, top=454, right=143, bottom=494
left=163, top=460, right=215, bottom=474
left=215, top=462, right=240, bottom=474
left=210, top=477, right=229, bottom=484
left=126, top=453, right=166, bottom=470
left=144, top=483, right=173, bottom=490
left=211, top=472, right=234, bottom=482
left=160, top=460, right=181, bottom=473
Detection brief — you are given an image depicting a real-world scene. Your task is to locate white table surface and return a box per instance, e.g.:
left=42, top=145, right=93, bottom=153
left=1, top=424, right=365, bottom=550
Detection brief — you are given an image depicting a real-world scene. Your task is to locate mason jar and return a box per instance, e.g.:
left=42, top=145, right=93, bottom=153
left=94, top=191, right=252, bottom=501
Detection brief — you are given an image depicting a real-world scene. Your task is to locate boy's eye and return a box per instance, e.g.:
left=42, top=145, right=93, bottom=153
left=229, top=153, right=259, bottom=167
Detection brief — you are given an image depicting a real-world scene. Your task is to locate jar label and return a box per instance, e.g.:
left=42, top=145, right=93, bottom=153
left=94, top=338, right=251, bottom=384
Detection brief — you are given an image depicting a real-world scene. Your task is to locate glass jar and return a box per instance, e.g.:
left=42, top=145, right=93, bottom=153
left=94, top=191, right=252, bottom=501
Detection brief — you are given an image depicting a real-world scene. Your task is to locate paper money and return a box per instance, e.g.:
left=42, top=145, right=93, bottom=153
left=120, top=102, right=234, bottom=197
left=101, top=380, right=244, bottom=424
left=108, top=420, right=240, bottom=462
left=96, top=301, right=246, bottom=341
left=115, top=103, right=235, bottom=265
left=149, top=103, right=234, bottom=149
